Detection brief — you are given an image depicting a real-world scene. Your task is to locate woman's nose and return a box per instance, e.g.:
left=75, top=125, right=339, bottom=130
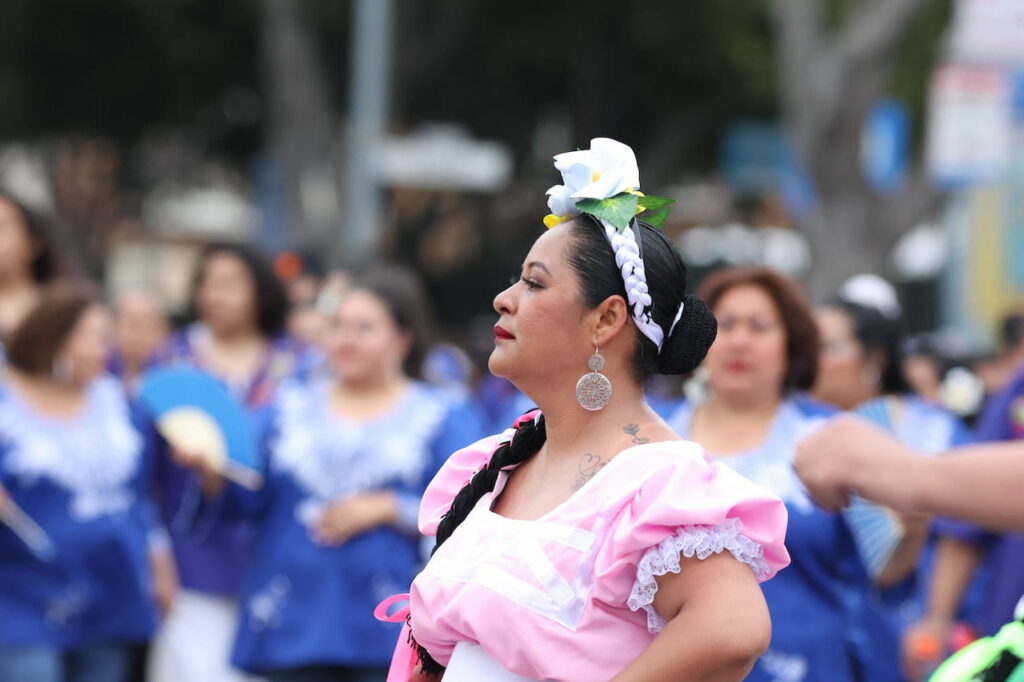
left=493, top=283, right=515, bottom=316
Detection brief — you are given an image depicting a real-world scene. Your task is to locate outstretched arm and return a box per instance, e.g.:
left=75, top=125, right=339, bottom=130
left=612, top=553, right=771, bottom=682
left=794, top=415, right=1024, bottom=531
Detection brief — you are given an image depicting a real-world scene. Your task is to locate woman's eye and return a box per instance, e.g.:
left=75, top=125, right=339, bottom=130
left=521, top=277, right=542, bottom=290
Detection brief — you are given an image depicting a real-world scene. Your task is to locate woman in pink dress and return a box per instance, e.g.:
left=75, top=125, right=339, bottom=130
left=384, top=139, right=791, bottom=682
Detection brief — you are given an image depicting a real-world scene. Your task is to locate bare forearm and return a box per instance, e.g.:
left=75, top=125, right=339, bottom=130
left=843, top=442, right=1024, bottom=530
left=876, top=514, right=930, bottom=588
left=913, top=444, right=1024, bottom=530
left=925, top=536, right=984, bottom=620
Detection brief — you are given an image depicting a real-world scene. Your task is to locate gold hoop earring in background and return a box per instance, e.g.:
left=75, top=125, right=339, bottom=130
left=576, top=346, right=612, bottom=411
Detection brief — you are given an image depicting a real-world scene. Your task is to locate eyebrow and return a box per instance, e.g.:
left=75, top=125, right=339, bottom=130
left=525, top=261, right=552, bottom=276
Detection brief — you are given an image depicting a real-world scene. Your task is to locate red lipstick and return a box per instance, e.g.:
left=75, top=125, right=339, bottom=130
left=494, top=325, right=514, bottom=340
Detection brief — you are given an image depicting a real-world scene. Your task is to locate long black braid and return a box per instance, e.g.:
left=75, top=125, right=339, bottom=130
left=413, top=412, right=548, bottom=676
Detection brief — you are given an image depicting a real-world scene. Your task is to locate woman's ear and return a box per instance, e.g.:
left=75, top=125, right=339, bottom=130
left=592, top=295, right=630, bottom=347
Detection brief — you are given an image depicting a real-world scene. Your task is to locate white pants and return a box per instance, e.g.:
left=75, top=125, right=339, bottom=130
left=148, top=589, right=265, bottom=682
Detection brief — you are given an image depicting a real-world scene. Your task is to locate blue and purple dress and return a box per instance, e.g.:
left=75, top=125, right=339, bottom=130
left=148, top=323, right=317, bottom=598
left=0, top=376, right=158, bottom=653
left=206, top=378, right=484, bottom=674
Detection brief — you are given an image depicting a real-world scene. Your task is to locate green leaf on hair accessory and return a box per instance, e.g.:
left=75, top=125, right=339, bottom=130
left=636, top=194, right=675, bottom=229
left=575, top=193, right=639, bottom=231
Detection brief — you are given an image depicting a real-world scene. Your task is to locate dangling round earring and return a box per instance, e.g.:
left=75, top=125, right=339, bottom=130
left=576, top=346, right=611, bottom=411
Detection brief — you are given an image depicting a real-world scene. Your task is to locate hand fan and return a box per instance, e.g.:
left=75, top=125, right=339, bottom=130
left=842, top=397, right=906, bottom=580
left=139, top=368, right=263, bottom=490
left=0, top=498, right=57, bottom=561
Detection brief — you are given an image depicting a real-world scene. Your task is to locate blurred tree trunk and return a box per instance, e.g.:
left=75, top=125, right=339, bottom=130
left=262, top=0, right=340, bottom=251
left=774, top=0, right=942, bottom=300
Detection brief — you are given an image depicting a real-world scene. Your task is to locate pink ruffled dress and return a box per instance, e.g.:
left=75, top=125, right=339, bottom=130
left=388, top=423, right=790, bottom=682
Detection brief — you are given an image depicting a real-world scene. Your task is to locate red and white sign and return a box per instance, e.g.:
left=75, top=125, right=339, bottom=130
left=926, top=64, right=1014, bottom=185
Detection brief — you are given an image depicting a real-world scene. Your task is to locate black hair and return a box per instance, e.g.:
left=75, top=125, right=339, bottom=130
left=567, top=215, right=717, bottom=381
left=189, top=243, right=289, bottom=337
left=0, top=192, right=65, bottom=284
left=412, top=217, right=717, bottom=675
left=829, top=298, right=910, bottom=395
left=1000, top=313, right=1024, bottom=350
left=347, top=263, right=434, bottom=379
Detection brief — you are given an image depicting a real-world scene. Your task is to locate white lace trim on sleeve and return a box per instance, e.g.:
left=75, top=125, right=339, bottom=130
left=626, top=517, right=770, bottom=633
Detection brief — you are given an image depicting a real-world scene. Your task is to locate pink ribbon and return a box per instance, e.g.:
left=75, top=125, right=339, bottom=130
left=376, top=593, right=418, bottom=682
left=374, top=592, right=411, bottom=623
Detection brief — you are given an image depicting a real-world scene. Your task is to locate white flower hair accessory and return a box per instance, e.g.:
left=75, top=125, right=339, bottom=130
left=543, top=137, right=679, bottom=352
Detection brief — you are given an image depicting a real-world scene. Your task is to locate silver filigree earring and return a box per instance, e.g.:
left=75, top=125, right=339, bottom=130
left=576, top=346, right=611, bottom=411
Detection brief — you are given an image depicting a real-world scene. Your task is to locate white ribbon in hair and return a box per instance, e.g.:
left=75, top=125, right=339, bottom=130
left=600, top=219, right=683, bottom=353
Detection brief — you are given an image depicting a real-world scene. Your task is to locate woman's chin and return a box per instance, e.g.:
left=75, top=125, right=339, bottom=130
left=487, top=348, right=514, bottom=379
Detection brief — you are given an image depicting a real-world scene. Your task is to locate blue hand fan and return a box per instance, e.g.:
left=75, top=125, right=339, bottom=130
left=139, top=368, right=263, bottom=490
left=843, top=397, right=905, bottom=580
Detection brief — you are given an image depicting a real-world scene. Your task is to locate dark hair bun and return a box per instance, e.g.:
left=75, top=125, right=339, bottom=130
left=656, top=295, right=717, bottom=375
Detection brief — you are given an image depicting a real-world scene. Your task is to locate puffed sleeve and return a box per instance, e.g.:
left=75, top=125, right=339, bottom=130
left=417, top=432, right=509, bottom=536
left=603, top=443, right=790, bottom=633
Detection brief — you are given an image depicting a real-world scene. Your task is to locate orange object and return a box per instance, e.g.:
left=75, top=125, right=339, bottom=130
left=274, top=251, right=304, bottom=281
left=909, top=631, right=944, bottom=663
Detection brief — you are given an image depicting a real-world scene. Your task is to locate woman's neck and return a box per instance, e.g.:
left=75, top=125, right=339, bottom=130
left=206, top=325, right=263, bottom=347
left=833, top=387, right=879, bottom=411
left=706, top=389, right=781, bottom=418
left=0, top=273, right=36, bottom=296
left=5, top=369, right=88, bottom=419
left=198, top=327, right=268, bottom=383
left=335, top=371, right=408, bottom=397
left=691, top=391, right=782, bottom=457
left=532, top=379, right=663, bottom=461
left=331, top=373, right=410, bottom=420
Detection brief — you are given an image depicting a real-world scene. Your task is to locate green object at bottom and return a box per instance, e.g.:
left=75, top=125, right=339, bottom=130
left=930, top=621, right=1024, bottom=682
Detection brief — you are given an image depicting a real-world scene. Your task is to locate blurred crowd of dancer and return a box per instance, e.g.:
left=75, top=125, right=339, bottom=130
left=0, top=168, right=1022, bottom=682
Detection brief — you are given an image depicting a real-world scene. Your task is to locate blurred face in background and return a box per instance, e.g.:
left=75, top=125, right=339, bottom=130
left=62, top=304, right=114, bottom=386
left=705, top=284, right=788, bottom=405
left=195, top=252, right=259, bottom=337
left=325, top=289, right=410, bottom=386
left=115, top=291, right=170, bottom=369
left=287, top=304, right=327, bottom=347
left=0, top=199, right=35, bottom=282
left=902, top=353, right=942, bottom=403
left=812, top=306, right=881, bottom=409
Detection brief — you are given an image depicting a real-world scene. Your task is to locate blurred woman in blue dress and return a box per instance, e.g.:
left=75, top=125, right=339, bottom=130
left=665, top=266, right=917, bottom=682
left=177, top=264, right=484, bottom=682
left=812, top=296, right=977, bottom=679
left=0, top=285, right=158, bottom=682
left=148, top=244, right=316, bottom=682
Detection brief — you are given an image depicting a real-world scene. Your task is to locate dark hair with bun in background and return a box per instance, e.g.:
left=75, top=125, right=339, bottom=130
left=826, top=298, right=910, bottom=396
left=412, top=216, right=718, bottom=675
left=698, top=266, right=821, bottom=392
left=347, top=263, right=435, bottom=379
